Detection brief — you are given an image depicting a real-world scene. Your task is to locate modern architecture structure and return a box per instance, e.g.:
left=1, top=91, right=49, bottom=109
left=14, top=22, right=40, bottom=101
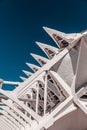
left=0, top=27, right=87, bottom=130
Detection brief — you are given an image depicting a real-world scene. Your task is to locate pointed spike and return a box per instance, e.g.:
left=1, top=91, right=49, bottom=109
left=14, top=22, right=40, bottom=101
left=43, top=27, right=81, bottom=40
left=30, top=53, right=49, bottom=61
left=36, top=41, right=58, bottom=52
left=43, top=27, right=69, bottom=48
left=36, top=41, right=59, bottom=59
left=30, top=53, right=49, bottom=66
left=20, top=76, right=27, bottom=81
left=22, top=70, right=33, bottom=77
left=26, top=62, right=40, bottom=72
left=43, top=26, right=65, bottom=37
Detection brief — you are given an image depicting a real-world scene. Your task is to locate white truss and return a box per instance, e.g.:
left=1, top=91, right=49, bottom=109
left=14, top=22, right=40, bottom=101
left=0, top=27, right=87, bottom=130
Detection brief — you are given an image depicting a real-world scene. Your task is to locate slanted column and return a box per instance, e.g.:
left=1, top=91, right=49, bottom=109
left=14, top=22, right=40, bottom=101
left=44, top=71, right=48, bottom=115
left=36, top=82, right=39, bottom=114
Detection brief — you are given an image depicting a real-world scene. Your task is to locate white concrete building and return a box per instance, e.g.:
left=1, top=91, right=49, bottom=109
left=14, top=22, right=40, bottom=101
left=0, top=27, right=87, bottom=130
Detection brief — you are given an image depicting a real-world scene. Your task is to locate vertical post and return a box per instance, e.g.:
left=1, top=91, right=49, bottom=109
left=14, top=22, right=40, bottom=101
left=29, top=89, right=33, bottom=118
left=44, top=71, right=48, bottom=115
left=36, top=82, right=39, bottom=114
left=25, top=94, right=28, bottom=116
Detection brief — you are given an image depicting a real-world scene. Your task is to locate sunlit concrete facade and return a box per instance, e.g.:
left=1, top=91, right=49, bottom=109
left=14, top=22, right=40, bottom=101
left=0, top=27, right=87, bottom=130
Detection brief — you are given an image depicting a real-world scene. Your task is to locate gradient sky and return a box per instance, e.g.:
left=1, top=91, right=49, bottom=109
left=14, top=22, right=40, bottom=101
left=0, top=0, right=87, bottom=90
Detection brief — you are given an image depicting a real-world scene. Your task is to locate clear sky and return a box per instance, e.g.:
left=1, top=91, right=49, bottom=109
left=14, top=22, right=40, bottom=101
left=0, top=0, right=87, bottom=90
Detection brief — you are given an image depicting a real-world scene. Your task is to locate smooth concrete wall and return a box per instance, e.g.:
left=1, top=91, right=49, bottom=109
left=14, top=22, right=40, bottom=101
left=48, top=108, right=87, bottom=130
left=57, top=48, right=78, bottom=87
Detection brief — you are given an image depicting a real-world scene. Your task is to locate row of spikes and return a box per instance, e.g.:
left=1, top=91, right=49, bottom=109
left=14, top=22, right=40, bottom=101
left=20, top=27, right=75, bottom=81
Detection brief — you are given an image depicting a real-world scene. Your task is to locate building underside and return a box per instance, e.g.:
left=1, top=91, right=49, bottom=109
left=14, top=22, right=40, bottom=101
left=0, top=27, right=87, bottom=130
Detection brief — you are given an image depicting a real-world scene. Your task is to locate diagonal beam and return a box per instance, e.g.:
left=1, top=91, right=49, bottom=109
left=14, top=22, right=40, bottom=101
left=0, top=89, right=42, bottom=122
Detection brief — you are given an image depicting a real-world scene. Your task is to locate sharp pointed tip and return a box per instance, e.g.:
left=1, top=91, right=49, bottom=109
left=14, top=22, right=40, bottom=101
left=22, top=70, right=27, bottom=74
left=42, top=26, right=54, bottom=35
left=30, top=53, right=33, bottom=56
left=19, top=76, right=26, bottom=80
left=42, top=26, right=46, bottom=29
left=42, top=26, right=49, bottom=31
left=22, top=70, right=24, bottom=72
left=31, top=53, right=37, bottom=58
left=35, top=41, right=39, bottom=46
left=26, top=62, right=29, bottom=66
left=36, top=41, right=42, bottom=47
left=26, top=62, right=32, bottom=67
left=36, top=41, right=40, bottom=45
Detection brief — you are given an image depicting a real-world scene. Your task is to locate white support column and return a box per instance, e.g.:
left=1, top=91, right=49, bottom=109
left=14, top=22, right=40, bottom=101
left=44, top=71, right=48, bottom=115
left=29, top=89, right=33, bottom=119
left=36, top=82, right=39, bottom=114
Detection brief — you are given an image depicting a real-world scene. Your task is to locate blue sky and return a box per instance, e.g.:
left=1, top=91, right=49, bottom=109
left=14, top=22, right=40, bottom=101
left=0, top=0, right=87, bottom=90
